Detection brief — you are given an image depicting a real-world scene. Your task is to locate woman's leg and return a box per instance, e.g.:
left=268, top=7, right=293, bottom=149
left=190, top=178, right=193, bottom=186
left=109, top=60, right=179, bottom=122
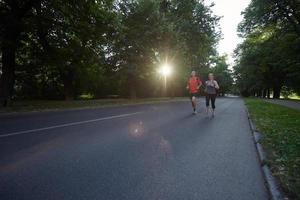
left=205, top=94, right=210, bottom=114
left=211, top=94, right=216, bottom=116
left=211, top=94, right=216, bottom=109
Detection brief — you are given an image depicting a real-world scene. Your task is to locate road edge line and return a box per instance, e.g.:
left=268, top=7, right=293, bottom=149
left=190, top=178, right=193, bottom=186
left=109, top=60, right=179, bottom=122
left=245, top=107, right=284, bottom=200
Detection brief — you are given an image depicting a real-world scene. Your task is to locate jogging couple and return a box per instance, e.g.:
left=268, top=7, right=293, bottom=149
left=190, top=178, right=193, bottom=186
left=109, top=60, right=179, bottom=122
left=186, top=71, right=219, bottom=117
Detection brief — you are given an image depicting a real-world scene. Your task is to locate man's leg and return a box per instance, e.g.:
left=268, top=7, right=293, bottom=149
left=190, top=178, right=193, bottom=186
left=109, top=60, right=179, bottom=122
left=192, top=96, right=197, bottom=114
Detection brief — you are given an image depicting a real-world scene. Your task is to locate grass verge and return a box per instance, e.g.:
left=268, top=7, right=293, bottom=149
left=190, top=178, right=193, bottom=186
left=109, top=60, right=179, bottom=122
left=244, top=98, right=300, bottom=199
left=0, top=97, right=187, bottom=114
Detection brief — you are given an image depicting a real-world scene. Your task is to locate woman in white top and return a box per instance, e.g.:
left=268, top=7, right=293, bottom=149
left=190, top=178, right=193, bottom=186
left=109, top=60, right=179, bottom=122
left=205, top=73, right=220, bottom=117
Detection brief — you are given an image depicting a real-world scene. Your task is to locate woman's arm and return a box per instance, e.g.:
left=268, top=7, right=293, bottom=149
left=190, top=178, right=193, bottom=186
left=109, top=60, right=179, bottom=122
left=214, top=80, right=220, bottom=89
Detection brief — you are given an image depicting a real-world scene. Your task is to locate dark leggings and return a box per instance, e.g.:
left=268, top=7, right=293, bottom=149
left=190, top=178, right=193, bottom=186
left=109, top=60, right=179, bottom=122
left=206, top=94, right=217, bottom=109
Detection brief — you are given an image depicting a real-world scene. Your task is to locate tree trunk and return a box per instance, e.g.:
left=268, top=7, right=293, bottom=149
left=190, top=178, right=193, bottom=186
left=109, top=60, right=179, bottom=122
left=257, top=89, right=262, bottom=98
left=262, top=89, right=267, bottom=98
left=63, top=69, right=75, bottom=101
left=273, top=86, right=281, bottom=99
left=267, top=88, right=271, bottom=99
left=0, top=36, right=17, bottom=106
left=128, top=74, right=137, bottom=99
left=0, top=1, right=38, bottom=106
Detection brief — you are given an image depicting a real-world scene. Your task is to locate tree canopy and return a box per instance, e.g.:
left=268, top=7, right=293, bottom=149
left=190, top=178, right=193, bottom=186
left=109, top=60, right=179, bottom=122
left=0, top=0, right=228, bottom=105
left=235, top=0, right=300, bottom=98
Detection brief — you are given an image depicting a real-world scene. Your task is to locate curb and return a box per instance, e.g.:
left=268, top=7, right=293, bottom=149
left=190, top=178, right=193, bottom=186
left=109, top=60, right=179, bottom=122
left=246, top=108, right=284, bottom=200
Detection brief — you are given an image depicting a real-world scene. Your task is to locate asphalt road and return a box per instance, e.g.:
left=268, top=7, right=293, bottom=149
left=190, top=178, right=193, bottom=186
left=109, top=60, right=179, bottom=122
left=0, top=97, right=268, bottom=200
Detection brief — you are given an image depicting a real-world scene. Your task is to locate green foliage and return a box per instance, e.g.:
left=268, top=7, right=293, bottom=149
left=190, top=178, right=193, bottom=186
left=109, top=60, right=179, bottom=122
left=209, top=55, right=233, bottom=96
left=235, top=0, right=300, bottom=98
left=281, top=86, right=294, bottom=99
left=110, top=0, right=221, bottom=98
left=0, top=0, right=221, bottom=101
left=238, top=0, right=300, bottom=36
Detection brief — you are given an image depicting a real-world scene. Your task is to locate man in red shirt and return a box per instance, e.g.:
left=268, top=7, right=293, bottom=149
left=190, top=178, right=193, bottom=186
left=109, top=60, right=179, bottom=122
left=186, top=71, right=202, bottom=114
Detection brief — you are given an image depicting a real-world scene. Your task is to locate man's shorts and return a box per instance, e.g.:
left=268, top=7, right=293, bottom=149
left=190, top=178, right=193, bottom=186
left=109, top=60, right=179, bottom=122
left=189, top=92, right=199, bottom=100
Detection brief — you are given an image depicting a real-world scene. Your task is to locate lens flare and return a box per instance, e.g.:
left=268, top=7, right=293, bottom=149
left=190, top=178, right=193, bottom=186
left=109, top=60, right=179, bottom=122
left=159, top=64, right=172, bottom=76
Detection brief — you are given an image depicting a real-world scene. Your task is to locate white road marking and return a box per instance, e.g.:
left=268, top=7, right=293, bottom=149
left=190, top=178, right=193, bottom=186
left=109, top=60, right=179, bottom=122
left=0, top=112, right=142, bottom=138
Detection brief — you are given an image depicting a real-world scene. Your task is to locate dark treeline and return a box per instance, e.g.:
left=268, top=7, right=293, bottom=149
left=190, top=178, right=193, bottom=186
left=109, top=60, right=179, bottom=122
left=0, top=0, right=233, bottom=106
left=234, top=0, right=300, bottom=98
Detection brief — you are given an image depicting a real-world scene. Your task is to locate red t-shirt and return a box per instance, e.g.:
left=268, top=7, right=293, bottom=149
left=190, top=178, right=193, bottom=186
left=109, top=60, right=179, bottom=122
left=187, top=76, right=202, bottom=93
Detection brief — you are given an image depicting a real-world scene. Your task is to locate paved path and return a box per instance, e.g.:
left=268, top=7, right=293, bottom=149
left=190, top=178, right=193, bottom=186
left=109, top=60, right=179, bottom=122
left=265, top=99, right=300, bottom=111
left=0, top=97, right=268, bottom=200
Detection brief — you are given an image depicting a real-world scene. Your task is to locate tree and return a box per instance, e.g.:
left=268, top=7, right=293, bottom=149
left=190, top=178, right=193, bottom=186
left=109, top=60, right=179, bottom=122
left=110, top=0, right=220, bottom=98
left=210, top=56, right=233, bottom=96
left=236, top=0, right=300, bottom=98
left=33, top=0, right=116, bottom=100
left=110, top=0, right=163, bottom=98
left=239, top=0, right=300, bottom=36
left=0, top=0, right=116, bottom=102
left=1, top=0, right=221, bottom=102
left=0, top=0, right=41, bottom=106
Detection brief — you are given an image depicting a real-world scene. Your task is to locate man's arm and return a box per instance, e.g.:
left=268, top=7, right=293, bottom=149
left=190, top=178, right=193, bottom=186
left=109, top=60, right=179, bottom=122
left=197, top=79, right=202, bottom=89
left=186, top=80, right=189, bottom=90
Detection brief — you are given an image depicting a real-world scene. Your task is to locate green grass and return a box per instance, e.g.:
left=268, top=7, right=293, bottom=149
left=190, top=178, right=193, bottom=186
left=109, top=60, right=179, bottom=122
left=245, top=98, right=300, bottom=199
left=0, top=97, right=187, bottom=113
